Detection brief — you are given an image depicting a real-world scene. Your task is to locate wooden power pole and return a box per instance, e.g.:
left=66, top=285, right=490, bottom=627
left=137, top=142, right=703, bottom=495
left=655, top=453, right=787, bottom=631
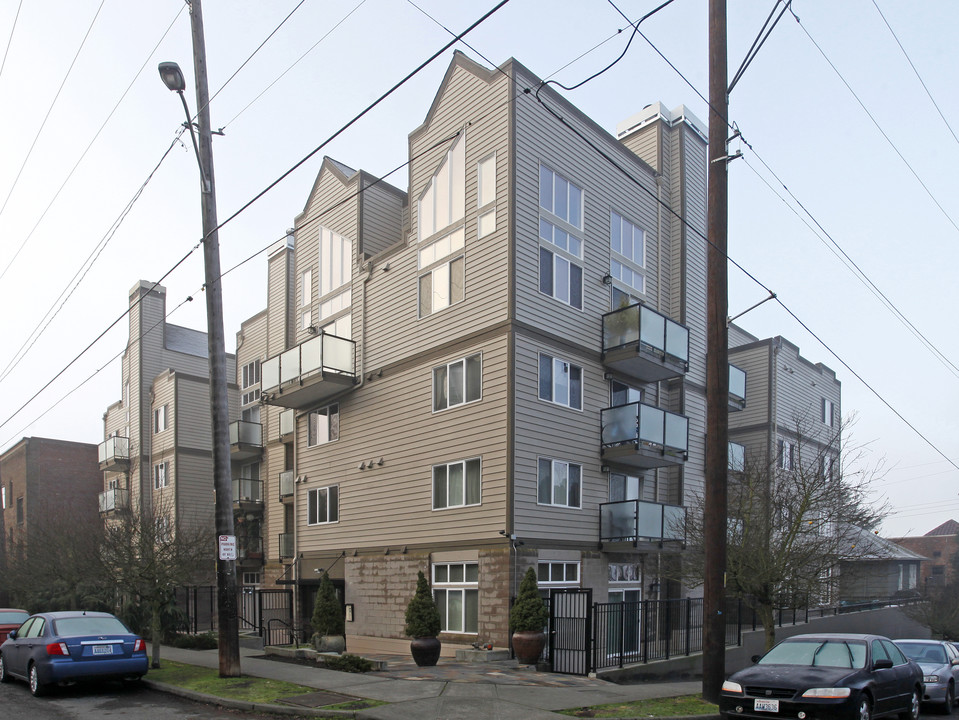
left=703, top=0, right=729, bottom=703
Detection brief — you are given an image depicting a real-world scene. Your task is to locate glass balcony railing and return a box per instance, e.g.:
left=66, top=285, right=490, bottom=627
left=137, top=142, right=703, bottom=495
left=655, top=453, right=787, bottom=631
left=278, top=533, right=294, bottom=559
left=602, top=303, right=689, bottom=382
left=232, top=478, right=263, bottom=503
left=98, top=488, right=129, bottom=513
left=237, top=535, right=263, bottom=559
left=600, top=499, right=686, bottom=545
left=729, top=441, right=746, bottom=473
left=279, top=470, right=294, bottom=498
left=601, top=401, right=688, bottom=468
left=279, top=408, right=294, bottom=439
left=729, top=363, right=746, bottom=411
left=229, top=420, right=262, bottom=447
left=261, top=334, right=356, bottom=409
left=98, top=436, right=129, bottom=467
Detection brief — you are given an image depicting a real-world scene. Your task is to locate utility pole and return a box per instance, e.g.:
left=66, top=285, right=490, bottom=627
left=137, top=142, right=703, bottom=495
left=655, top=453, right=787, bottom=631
left=703, top=0, right=729, bottom=703
left=188, top=0, right=241, bottom=677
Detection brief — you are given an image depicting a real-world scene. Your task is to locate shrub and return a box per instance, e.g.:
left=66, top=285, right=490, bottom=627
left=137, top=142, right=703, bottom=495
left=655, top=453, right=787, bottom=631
left=510, top=567, right=549, bottom=632
left=404, top=570, right=441, bottom=638
left=319, top=654, right=373, bottom=673
left=170, top=631, right=218, bottom=650
left=311, top=572, right=344, bottom=637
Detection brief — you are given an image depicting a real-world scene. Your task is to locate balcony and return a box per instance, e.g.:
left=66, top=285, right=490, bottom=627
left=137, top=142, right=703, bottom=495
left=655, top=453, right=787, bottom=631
left=232, top=477, right=263, bottom=505
left=278, top=408, right=295, bottom=443
left=601, top=401, right=688, bottom=470
left=729, top=363, right=746, bottom=411
left=602, top=304, right=689, bottom=383
left=729, top=441, right=745, bottom=474
left=279, top=470, right=294, bottom=500
left=237, top=535, right=263, bottom=562
left=98, top=488, right=129, bottom=514
left=229, top=420, right=263, bottom=461
left=600, top=499, right=686, bottom=547
left=278, top=532, right=294, bottom=559
left=98, top=436, right=130, bottom=471
left=261, top=334, right=356, bottom=409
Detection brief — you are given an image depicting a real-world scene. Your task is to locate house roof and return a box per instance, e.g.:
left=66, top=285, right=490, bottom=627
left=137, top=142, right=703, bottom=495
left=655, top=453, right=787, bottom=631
left=848, top=527, right=926, bottom=561
left=926, top=519, right=959, bottom=537
left=165, top=324, right=208, bottom=358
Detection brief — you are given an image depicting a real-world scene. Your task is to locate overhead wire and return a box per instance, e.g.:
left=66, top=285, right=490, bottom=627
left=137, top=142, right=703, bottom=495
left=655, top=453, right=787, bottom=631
left=727, top=0, right=791, bottom=95
left=0, top=0, right=24, bottom=81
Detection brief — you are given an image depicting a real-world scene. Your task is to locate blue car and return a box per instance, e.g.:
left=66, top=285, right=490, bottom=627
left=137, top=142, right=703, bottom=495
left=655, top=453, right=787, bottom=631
left=0, top=611, right=148, bottom=696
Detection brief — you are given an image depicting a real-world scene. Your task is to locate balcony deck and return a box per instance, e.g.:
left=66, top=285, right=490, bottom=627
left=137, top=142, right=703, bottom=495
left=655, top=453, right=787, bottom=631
left=98, top=436, right=130, bottom=472
left=600, top=499, right=686, bottom=548
left=230, top=420, right=263, bottom=462
left=261, top=334, right=356, bottom=410
left=98, top=487, right=129, bottom=514
left=602, top=304, right=688, bottom=384
left=601, top=401, right=688, bottom=470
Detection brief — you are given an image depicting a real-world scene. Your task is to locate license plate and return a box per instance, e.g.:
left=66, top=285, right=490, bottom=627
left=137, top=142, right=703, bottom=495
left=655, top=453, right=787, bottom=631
left=754, top=699, right=779, bottom=712
left=92, top=645, right=114, bottom=655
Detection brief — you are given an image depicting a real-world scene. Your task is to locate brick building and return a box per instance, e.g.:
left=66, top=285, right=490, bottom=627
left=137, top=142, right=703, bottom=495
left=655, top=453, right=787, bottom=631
left=893, top=520, right=959, bottom=591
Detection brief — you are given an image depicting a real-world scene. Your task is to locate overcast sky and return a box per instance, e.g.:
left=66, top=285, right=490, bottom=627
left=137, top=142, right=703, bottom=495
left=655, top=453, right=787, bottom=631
left=0, top=0, right=955, bottom=538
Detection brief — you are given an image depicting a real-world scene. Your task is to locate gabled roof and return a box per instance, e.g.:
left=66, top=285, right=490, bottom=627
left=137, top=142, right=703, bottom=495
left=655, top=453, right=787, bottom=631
left=846, top=526, right=926, bottom=562
left=926, top=519, right=959, bottom=536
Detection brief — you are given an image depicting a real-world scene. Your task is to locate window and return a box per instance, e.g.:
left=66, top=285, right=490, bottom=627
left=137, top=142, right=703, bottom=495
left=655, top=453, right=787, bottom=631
left=778, top=439, right=794, bottom=471
left=419, top=228, right=465, bottom=317
left=433, top=353, right=481, bottom=411
left=433, top=458, right=481, bottom=510
left=539, top=354, right=582, bottom=410
left=318, top=226, right=352, bottom=296
left=154, top=462, right=168, bottom=489
left=610, top=211, right=646, bottom=295
left=241, top=360, right=261, bottom=406
left=539, top=241, right=583, bottom=309
left=433, top=562, right=478, bottom=633
left=538, top=458, right=581, bottom=508
left=319, top=288, right=351, bottom=337
left=538, top=562, right=579, bottom=586
left=822, top=398, right=834, bottom=427
left=821, top=455, right=836, bottom=480
left=308, top=404, right=339, bottom=447
left=1, top=485, right=5, bottom=510
left=610, top=379, right=641, bottom=406
left=419, top=135, right=465, bottom=241
left=301, top=269, right=313, bottom=330
left=307, top=485, right=339, bottom=525
left=153, top=405, right=167, bottom=433
left=477, top=154, right=496, bottom=238
left=539, top=165, right=583, bottom=228
left=242, top=572, right=260, bottom=586
left=609, top=473, right=641, bottom=502
left=16, top=496, right=23, bottom=525
left=320, top=314, right=351, bottom=340
left=155, top=515, right=172, bottom=543
left=539, top=166, right=584, bottom=310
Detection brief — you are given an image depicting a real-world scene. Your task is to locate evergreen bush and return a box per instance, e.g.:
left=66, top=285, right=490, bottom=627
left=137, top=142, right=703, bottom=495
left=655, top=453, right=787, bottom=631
left=404, top=570, right=441, bottom=638
left=312, top=572, right=345, bottom=637
left=510, top=567, right=549, bottom=632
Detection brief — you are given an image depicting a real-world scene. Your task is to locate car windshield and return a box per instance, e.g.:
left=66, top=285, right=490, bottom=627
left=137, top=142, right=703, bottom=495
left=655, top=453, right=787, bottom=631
left=52, top=616, right=130, bottom=637
left=898, top=643, right=946, bottom=664
left=0, top=611, right=29, bottom=624
left=759, top=639, right=867, bottom=669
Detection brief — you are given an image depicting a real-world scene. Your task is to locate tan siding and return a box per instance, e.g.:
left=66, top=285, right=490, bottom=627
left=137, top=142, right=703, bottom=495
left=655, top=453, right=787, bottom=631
left=175, top=376, right=213, bottom=452
left=360, top=179, right=404, bottom=257
left=172, top=453, right=215, bottom=532
left=729, top=344, right=772, bottom=430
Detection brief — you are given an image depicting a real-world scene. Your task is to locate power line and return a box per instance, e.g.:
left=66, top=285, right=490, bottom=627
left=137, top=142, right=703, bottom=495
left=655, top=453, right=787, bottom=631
left=728, top=0, right=791, bottom=95
left=0, top=0, right=24, bottom=81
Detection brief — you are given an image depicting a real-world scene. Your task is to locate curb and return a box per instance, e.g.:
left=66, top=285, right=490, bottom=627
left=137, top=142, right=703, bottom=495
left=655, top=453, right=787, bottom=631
left=142, top=679, right=358, bottom=718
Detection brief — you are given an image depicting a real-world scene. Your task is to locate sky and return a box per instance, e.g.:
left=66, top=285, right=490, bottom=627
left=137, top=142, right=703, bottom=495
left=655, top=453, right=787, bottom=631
left=0, top=0, right=955, bottom=538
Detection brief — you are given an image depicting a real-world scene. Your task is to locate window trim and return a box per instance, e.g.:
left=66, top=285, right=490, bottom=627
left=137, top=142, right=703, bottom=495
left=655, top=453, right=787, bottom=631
left=538, top=561, right=580, bottom=586
left=539, top=164, right=584, bottom=230
left=307, top=485, right=339, bottom=525
left=538, top=353, right=583, bottom=411
left=432, top=457, right=482, bottom=510
left=432, top=561, right=479, bottom=634
left=539, top=245, right=584, bottom=310
left=154, top=461, right=168, bottom=489
left=153, top=405, right=167, bottom=433
left=418, top=253, right=465, bottom=318
left=433, top=353, right=482, bottom=413
left=307, top=404, right=339, bottom=448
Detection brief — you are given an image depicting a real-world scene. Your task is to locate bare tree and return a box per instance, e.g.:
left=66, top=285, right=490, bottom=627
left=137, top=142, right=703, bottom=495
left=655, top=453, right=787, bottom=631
left=902, top=534, right=959, bottom=640
left=678, top=415, right=888, bottom=650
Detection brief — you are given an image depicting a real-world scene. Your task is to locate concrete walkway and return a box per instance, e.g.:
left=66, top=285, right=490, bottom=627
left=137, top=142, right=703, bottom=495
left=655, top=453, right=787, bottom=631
left=156, top=645, right=706, bottom=719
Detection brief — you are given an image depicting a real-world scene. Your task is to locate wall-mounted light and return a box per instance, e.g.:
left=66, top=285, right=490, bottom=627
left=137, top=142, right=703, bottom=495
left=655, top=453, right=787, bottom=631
left=358, top=461, right=366, bottom=470
left=306, top=325, right=318, bottom=334
left=602, top=273, right=613, bottom=286
left=376, top=457, right=384, bottom=466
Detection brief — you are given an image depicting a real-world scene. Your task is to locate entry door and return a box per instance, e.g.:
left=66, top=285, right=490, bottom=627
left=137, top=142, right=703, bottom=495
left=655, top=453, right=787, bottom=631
left=608, top=589, right=642, bottom=656
left=549, top=588, right=592, bottom=675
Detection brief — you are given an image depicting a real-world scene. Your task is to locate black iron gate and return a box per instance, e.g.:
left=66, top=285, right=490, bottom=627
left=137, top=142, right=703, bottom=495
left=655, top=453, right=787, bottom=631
left=549, top=588, right=592, bottom=675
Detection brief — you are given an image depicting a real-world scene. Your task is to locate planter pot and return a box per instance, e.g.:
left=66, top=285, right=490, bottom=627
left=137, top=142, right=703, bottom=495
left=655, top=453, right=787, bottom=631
left=313, top=634, right=346, bottom=654
left=512, top=630, right=546, bottom=665
left=410, top=636, right=441, bottom=667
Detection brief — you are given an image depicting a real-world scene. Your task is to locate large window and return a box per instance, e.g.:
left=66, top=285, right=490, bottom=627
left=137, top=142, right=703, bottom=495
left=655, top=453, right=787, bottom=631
left=154, top=462, right=168, bottom=489
left=540, top=165, right=583, bottom=228
left=433, top=562, right=478, bottom=633
left=241, top=360, right=261, bottom=406
left=538, top=562, right=580, bottom=587
left=318, top=226, right=352, bottom=297
left=538, top=458, right=581, bottom=508
left=419, top=135, right=465, bottom=241
left=307, top=485, right=339, bottom=525
left=319, top=288, right=351, bottom=338
left=477, top=153, right=496, bottom=238
left=609, top=211, right=646, bottom=296
left=608, top=472, right=641, bottom=502
left=610, top=379, right=641, bottom=406
left=778, top=439, right=795, bottom=471
left=433, top=458, right=481, bottom=510
left=300, top=269, right=313, bottom=330
left=822, top=398, right=835, bottom=427
left=539, top=166, right=584, bottom=310
left=308, top=404, right=339, bottom=447
left=538, top=354, right=582, bottom=410
left=419, top=228, right=465, bottom=317
left=539, top=241, right=583, bottom=310
left=433, top=353, right=481, bottom=411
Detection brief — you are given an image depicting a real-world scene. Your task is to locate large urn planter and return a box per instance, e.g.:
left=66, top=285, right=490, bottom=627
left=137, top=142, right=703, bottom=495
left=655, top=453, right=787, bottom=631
left=410, top=636, right=442, bottom=667
left=511, top=630, right=547, bottom=665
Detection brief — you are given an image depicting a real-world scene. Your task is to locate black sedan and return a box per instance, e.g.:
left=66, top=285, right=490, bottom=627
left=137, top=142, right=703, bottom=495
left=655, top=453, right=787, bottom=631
left=720, top=633, right=923, bottom=720
left=0, top=611, right=148, bottom=696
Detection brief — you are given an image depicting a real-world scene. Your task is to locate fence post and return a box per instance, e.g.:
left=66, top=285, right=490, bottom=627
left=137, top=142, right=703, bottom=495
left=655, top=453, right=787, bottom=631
left=664, top=600, right=672, bottom=660
left=685, top=599, right=692, bottom=656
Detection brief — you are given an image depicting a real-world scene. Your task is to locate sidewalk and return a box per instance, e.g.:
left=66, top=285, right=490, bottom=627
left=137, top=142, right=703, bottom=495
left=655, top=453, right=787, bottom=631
left=155, top=644, right=706, bottom=719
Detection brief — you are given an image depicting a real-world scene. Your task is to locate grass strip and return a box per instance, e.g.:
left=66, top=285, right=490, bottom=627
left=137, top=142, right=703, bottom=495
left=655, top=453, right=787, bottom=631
left=558, top=693, right=718, bottom=718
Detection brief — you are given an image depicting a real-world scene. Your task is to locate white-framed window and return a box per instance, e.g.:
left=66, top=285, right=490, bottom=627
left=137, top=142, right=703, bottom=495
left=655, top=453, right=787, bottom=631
left=822, top=398, right=834, bottom=427
left=242, top=572, right=260, bottom=586
left=320, top=314, right=351, bottom=340
left=537, top=458, right=581, bottom=508
left=433, top=458, right=481, bottom=510
left=433, top=353, right=482, bottom=412
left=610, top=379, right=641, bottom=406
left=241, top=360, right=261, bottom=406
left=308, top=404, right=339, bottom=447
left=153, top=461, right=168, bottom=489
left=1, top=485, right=5, bottom=510
left=538, top=562, right=580, bottom=586
left=539, top=165, right=583, bottom=229
left=319, top=288, right=351, bottom=335
left=538, top=354, right=582, bottom=410
left=433, top=562, right=478, bottom=634
left=300, top=269, right=313, bottom=331
left=307, top=485, right=339, bottom=525
left=608, top=473, right=641, bottom=502
left=419, top=228, right=465, bottom=317
left=821, top=455, right=836, bottom=481
left=539, top=165, right=584, bottom=310
left=153, top=405, right=167, bottom=433
left=477, top=153, right=496, bottom=238
left=419, top=134, right=465, bottom=241
left=318, top=226, right=352, bottom=296
left=778, top=439, right=795, bottom=471
left=539, top=241, right=583, bottom=310
left=609, top=211, right=646, bottom=296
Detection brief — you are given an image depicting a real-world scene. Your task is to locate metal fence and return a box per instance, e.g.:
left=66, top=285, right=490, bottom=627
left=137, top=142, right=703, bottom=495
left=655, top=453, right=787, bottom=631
left=594, top=598, right=703, bottom=671
left=171, top=586, right=292, bottom=643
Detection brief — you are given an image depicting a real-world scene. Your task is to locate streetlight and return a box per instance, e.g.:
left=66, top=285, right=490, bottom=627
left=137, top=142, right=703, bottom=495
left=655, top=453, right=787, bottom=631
left=158, top=45, right=240, bottom=678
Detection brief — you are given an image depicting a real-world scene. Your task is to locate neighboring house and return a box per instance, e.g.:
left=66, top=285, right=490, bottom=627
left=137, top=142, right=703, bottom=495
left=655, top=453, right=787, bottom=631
left=98, top=280, right=236, bottom=576
left=239, top=51, right=731, bottom=655
left=0, top=437, right=102, bottom=602
left=892, top=520, right=959, bottom=591
left=838, top=527, right=923, bottom=603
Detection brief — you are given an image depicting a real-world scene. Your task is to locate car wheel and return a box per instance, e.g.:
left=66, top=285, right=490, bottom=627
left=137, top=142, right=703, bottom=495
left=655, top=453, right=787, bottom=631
left=28, top=663, right=47, bottom=697
left=943, top=685, right=956, bottom=716
left=899, top=688, right=920, bottom=720
left=858, top=694, right=873, bottom=720
left=0, top=654, right=9, bottom=683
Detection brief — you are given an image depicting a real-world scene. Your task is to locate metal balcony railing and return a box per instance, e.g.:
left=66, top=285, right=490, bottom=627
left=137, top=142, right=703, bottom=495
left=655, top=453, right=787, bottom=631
left=232, top=478, right=263, bottom=503
left=601, top=401, right=688, bottom=469
left=98, top=436, right=130, bottom=467
left=98, top=488, right=129, bottom=513
left=279, top=470, right=294, bottom=499
left=261, top=334, right=356, bottom=408
left=278, top=533, right=294, bottom=559
left=602, top=303, right=689, bottom=382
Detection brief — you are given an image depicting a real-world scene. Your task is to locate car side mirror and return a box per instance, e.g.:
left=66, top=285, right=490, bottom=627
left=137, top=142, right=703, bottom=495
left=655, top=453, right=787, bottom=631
left=751, top=655, right=762, bottom=664
left=7, top=630, right=16, bottom=640
left=952, top=658, right=959, bottom=667
left=874, top=658, right=893, bottom=670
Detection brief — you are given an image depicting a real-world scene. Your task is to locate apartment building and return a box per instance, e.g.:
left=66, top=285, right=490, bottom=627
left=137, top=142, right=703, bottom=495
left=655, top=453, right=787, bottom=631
left=239, top=52, right=726, bottom=655
left=98, top=280, right=237, bottom=571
